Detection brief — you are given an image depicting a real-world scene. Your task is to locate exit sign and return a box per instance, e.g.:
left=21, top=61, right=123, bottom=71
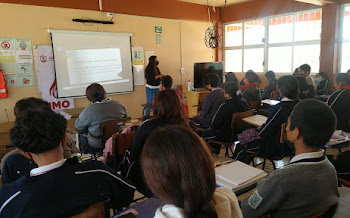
left=155, top=26, right=162, bottom=33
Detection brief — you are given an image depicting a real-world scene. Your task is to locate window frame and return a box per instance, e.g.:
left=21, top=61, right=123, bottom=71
left=223, top=9, right=322, bottom=74
left=339, top=4, right=350, bottom=74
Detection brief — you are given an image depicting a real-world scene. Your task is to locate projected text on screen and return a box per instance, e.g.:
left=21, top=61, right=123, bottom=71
left=66, top=48, right=123, bottom=86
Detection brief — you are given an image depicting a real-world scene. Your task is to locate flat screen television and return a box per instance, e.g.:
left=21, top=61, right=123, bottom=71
left=194, top=62, right=224, bottom=89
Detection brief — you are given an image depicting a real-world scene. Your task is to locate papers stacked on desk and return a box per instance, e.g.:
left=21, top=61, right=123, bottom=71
left=325, top=130, right=350, bottom=148
left=215, top=161, right=267, bottom=192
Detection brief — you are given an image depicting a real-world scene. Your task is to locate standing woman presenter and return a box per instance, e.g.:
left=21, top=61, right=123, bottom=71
left=145, top=56, right=163, bottom=116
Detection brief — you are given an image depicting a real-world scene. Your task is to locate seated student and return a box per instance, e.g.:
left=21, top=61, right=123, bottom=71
left=159, top=74, right=184, bottom=100
left=258, top=76, right=299, bottom=158
left=210, top=81, right=249, bottom=144
left=292, top=67, right=299, bottom=77
left=75, top=83, right=127, bottom=153
left=191, top=73, right=225, bottom=129
left=0, top=110, right=134, bottom=217
left=299, top=64, right=316, bottom=88
left=316, top=72, right=332, bottom=96
left=241, top=99, right=339, bottom=218
left=1, top=97, right=79, bottom=184
left=141, top=126, right=243, bottom=218
left=296, top=75, right=316, bottom=99
left=126, top=89, right=196, bottom=195
left=261, top=70, right=277, bottom=100
left=225, top=72, right=239, bottom=83
left=327, top=73, right=350, bottom=132
left=328, top=151, right=350, bottom=181
left=240, top=70, right=261, bottom=106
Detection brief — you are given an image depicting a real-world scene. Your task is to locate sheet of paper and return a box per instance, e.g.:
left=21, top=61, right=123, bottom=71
left=16, top=51, right=33, bottom=63
left=132, top=46, right=144, bottom=65
left=15, top=38, right=32, bottom=51
left=17, top=63, right=33, bottom=75
left=133, top=65, right=145, bottom=86
left=3, top=74, right=18, bottom=87
left=0, top=50, right=16, bottom=74
left=0, top=38, right=15, bottom=50
left=18, top=75, right=34, bottom=87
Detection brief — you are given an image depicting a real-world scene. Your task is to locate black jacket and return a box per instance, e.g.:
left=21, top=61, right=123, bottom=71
left=145, top=66, right=161, bottom=86
left=0, top=158, right=134, bottom=217
left=316, top=79, right=332, bottom=96
left=259, top=100, right=299, bottom=157
left=262, top=79, right=277, bottom=100
left=327, top=89, right=350, bottom=132
left=211, top=98, right=249, bottom=142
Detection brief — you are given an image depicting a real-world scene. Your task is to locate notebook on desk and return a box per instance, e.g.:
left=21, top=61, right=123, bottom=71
left=215, top=161, right=267, bottom=192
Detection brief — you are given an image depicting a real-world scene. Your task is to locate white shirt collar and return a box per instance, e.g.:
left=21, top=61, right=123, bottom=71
left=30, top=159, right=67, bottom=177
left=290, top=149, right=324, bottom=164
left=281, top=97, right=293, bottom=102
left=212, top=87, right=221, bottom=91
left=95, top=98, right=111, bottom=104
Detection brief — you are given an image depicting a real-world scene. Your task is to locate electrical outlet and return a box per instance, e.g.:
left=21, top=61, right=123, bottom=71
left=106, top=12, right=114, bottom=17
left=180, top=68, right=185, bottom=74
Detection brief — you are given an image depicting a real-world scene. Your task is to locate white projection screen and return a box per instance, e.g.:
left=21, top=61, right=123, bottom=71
left=50, top=30, right=134, bottom=98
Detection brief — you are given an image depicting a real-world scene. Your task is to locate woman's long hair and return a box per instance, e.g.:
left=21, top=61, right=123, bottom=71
left=153, top=89, right=193, bottom=129
left=142, top=126, right=217, bottom=218
left=145, top=55, right=158, bottom=77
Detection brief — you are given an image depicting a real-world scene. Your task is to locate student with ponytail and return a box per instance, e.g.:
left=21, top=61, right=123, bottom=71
left=141, top=126, right=243, bottom=218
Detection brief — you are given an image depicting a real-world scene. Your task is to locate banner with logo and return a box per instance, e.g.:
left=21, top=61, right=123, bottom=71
left=34, top=45, right=74, bottom=111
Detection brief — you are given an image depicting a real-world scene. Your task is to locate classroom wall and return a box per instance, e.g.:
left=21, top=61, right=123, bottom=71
left=0, top=0, right=218, bottom=22
left=0, top=3, right=215, bottom=122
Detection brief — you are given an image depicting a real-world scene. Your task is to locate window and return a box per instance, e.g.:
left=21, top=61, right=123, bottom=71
left=340, top=5, right=350, bottom=73
left=224, top=10, right=322, bottom=74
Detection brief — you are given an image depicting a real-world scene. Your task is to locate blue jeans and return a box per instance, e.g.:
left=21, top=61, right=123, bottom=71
left=145, top=87, right=159, bottom=116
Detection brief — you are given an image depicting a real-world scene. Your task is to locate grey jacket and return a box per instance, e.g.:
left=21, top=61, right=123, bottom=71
left=75, top=98, right=127, bottom=148
left=241, top=150, right=339, bottom=218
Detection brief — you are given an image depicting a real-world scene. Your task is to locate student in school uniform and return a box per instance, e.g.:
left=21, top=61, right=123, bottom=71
left=126, top=89, right=196, bottom=195
left=258, top=75, right=300, bottom=158
left=0, top=110, right=135, bottom=217
left=327, top=73, right=350, bottom=180
left=209, top=81, right=248, bottom=147
left=241, top=100, right=339, bottom=218
left=327, top=73, right=350, bottom=132
left=298, top=64, right=316, bottom=88
left=1, top=97, right=79, bottom=184
left=159, top=75, right=183, bottom=98
left=159, top=75, right=189, bottom=116
left=261, top=70, right=277, bottom=100
left=240, top=70, right=261, bottom=106
left=295, top=76, right=316, bottom=99
left=75, top=83, right=127, bottom=154
left=191, top=73, right=226, bottom=129
left=316, top=72, right=332, bottom=96
left=225, top=72, right=239, bottom=83
left=141, top=126, right=243, bottom=218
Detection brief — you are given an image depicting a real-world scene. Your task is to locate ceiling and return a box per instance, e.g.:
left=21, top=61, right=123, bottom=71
left=177, top=0, right=254, bottom=7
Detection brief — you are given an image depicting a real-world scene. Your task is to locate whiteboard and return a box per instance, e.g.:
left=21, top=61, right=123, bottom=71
left=50, top=30, right=134, bottom=98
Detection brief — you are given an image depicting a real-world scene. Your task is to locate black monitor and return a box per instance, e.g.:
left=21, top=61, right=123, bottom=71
left=193, top=62, right=224, bottom=89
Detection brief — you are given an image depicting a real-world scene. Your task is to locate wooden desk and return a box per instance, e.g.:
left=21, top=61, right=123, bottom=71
left=184, top=90, right=210, bottom=117
left=242, top=115, right=267, bottom=128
